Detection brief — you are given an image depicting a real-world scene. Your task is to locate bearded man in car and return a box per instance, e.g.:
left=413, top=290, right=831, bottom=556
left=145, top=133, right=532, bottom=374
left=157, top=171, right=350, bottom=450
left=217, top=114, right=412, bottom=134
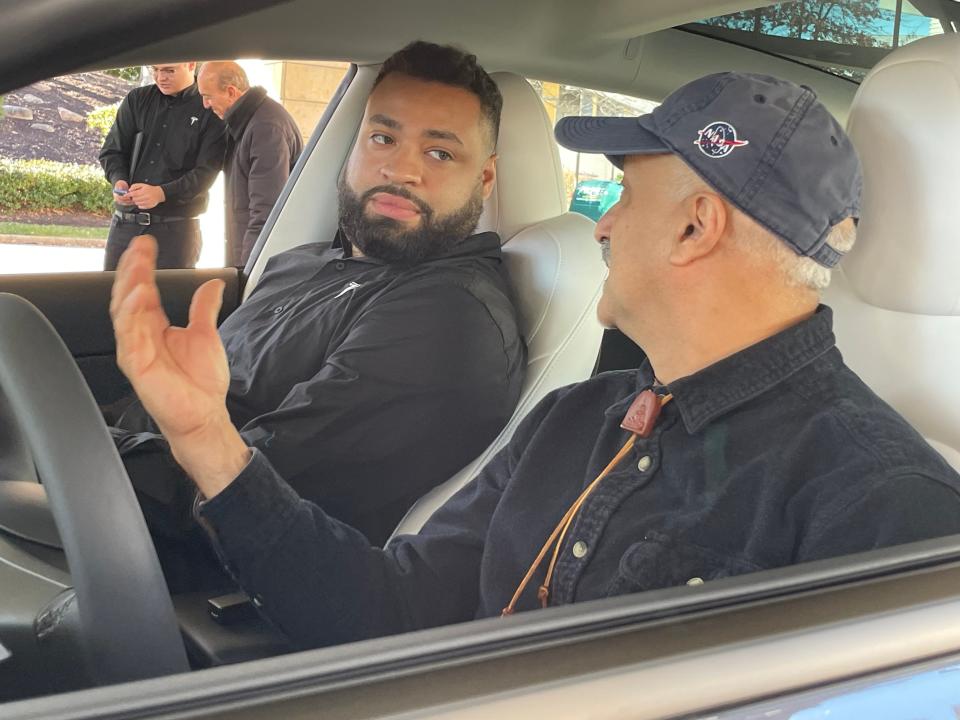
left=112, top=71, right=960, bottom=643
left=110, top=41, right=525, bottom=589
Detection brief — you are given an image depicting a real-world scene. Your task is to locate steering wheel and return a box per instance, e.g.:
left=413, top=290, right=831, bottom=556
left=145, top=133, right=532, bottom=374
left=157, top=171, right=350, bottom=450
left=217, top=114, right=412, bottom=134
left=0, top=293, right=188, bottom=683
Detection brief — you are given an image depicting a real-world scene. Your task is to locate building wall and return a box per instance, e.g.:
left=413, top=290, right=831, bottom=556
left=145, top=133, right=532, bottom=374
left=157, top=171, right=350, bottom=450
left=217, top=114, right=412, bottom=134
left=261, top=60, right=350, bottom=140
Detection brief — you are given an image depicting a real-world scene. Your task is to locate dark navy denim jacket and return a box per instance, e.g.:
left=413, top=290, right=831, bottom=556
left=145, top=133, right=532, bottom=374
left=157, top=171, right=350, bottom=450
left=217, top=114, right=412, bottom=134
left=201, top=305, right=960, bottom=649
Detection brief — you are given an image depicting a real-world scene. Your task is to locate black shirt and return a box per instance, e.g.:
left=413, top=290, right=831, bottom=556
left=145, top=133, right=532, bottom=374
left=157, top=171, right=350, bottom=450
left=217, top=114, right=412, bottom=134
left=116, top=232, right=526, bottom=544
left=200, top=306, right=960, bottom=649
left=99, top=83, right=226, bottom=217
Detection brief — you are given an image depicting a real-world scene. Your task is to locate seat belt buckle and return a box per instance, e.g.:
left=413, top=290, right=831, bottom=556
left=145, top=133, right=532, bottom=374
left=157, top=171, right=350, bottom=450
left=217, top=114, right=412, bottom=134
left=207, top=591, right=258, bottom=625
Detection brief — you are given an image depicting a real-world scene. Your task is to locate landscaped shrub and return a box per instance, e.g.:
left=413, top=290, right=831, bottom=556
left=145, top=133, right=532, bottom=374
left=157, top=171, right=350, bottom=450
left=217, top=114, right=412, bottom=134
left=0, top=159, right=112, bottom=214
left=86, top=103, right=119, bottom=141
left=103, top=67, right=142, bottom=83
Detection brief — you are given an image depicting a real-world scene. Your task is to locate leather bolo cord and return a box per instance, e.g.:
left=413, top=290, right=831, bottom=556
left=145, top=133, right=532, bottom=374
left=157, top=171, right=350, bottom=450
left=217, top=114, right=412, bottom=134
left=501, top=393, right=673, bottom=617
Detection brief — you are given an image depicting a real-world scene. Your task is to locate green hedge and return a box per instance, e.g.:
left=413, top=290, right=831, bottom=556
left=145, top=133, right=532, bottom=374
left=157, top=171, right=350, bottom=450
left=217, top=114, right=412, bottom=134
left=0, top=158, right=112, bottom=214
left=86, top=103, right=119, bottom=141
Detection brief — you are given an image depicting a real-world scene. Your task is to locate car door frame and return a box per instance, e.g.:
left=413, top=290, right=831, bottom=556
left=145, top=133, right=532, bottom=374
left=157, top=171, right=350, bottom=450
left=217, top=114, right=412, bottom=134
left=4, top=536, right=960, bottom=719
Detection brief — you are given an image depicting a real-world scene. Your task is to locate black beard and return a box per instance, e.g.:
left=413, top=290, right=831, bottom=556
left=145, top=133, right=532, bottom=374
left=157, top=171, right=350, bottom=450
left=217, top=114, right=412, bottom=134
left=337, top=177, right=484, bottom=264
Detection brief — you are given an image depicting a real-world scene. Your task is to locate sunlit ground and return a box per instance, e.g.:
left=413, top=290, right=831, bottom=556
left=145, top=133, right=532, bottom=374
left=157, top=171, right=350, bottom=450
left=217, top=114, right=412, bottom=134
left=0, top=243, right=104, bottom=273
left=0, top=175, right=227, bottom=275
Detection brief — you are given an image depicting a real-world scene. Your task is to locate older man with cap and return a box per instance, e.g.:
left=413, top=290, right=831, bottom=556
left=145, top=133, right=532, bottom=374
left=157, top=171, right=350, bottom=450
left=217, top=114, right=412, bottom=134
left=110, top=72, right=960, bottom=648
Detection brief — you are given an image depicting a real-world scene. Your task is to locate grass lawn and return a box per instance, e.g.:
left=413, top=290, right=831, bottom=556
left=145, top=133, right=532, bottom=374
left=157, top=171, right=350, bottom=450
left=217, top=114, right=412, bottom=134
left=0, top=221, right=108, bottom=239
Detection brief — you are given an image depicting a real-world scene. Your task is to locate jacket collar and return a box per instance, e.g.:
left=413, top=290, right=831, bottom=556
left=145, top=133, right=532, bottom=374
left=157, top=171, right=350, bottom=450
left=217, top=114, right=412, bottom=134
left=224, top=86, right=268, bottom=140
left=332, top=229, right=503, bottom=265
left=605, top=305, right=837, bottom=433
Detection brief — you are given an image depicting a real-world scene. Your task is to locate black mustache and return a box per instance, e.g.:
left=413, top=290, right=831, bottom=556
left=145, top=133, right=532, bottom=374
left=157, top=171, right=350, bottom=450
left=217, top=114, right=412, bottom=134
left=361, top=185, right=432, bottom=217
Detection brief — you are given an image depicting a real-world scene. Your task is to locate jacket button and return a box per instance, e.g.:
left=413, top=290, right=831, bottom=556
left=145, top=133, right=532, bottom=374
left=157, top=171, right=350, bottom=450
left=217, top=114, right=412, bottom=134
left=252, top=594, right=264, bottom=608
left=686, top=577, right=704, bottom=586
left=637, top=455, right=652, bottom=472
left=572, top=540, right=588, bottom=558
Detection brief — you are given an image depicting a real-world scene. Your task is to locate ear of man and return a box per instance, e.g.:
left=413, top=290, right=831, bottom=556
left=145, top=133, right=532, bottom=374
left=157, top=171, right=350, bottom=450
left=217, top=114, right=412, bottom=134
left=668, top=191, right=728, bottom=267
left=480, top=154, right=497, bottom=200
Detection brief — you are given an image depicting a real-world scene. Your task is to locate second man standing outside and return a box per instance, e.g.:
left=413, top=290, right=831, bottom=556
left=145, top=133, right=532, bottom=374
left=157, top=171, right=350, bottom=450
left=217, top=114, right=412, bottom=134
left=198, top=62, right=303, bottom=267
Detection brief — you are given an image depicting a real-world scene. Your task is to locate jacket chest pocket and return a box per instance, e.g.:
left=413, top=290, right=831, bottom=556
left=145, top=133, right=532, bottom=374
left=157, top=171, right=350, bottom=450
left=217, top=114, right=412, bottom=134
left=605, top=530, right=762, bottom=597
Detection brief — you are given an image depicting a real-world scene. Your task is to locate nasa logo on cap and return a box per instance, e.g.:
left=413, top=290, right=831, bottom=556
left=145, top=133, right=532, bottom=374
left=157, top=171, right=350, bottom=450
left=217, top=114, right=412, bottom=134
left=694, top=121, right=749, bottom=159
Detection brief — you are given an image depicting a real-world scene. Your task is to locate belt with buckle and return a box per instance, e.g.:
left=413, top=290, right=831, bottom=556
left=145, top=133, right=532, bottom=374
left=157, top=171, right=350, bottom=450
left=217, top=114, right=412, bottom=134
left=114, top=211, right=196, bottom=226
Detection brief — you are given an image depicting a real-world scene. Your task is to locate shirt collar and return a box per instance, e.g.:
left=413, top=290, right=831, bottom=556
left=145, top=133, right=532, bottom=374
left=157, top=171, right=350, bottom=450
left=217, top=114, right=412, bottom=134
left=332, top=229, right=503, bottom=265
left=159, top=82, right=198, bottom=104
left=224, top=86, right=268, bottom=140
left=605, top=305, right=837, bottom=433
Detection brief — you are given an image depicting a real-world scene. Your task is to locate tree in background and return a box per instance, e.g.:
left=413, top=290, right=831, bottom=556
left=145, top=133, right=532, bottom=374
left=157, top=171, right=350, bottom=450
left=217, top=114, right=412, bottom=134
left=704, top=0, right=886, bottom=46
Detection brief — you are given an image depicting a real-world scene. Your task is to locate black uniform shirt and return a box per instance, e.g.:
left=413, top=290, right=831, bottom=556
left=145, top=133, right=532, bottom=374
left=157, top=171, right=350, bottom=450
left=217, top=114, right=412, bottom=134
left=99, top=82, right=226, bottom=217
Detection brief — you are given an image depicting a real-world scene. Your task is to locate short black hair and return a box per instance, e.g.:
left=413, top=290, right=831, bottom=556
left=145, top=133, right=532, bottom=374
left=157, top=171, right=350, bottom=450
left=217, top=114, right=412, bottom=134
left=373, top=41, right=502, bottom=151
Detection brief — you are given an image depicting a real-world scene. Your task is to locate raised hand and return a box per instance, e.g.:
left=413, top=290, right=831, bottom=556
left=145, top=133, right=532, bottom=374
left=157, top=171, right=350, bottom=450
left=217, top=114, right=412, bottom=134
left=111, top=235, right=250, bottom=497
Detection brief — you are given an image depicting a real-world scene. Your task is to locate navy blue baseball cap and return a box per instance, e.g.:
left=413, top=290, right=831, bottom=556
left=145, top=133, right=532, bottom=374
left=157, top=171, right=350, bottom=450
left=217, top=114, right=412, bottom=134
left=555, top=72, right=862, bottom=268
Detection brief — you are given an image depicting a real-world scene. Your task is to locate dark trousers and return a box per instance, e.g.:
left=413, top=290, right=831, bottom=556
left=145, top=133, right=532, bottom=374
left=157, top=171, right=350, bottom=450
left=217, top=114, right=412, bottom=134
left=123, top=449, right=232, bottom=594
left=104, top=216, right=202, bottom=270
left=112, top=401, right=232, bottom=594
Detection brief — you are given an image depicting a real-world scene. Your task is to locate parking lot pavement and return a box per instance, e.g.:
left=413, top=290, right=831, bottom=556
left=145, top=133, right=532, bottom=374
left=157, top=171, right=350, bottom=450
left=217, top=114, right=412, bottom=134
left=1, top=176, right=227, bottom=275
left=0, top=237, right=228, bottom=274
left=0, top=243, right=104, bottom=274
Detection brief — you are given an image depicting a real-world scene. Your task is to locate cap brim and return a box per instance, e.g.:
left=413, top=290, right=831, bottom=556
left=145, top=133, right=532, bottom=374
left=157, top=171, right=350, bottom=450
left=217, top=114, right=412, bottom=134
left=554, top=116, right=668, bottom=169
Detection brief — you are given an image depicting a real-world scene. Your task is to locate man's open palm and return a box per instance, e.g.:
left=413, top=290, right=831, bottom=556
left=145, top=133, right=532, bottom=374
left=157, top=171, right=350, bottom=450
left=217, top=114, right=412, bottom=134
left=110, top=235, right=230, bottom=442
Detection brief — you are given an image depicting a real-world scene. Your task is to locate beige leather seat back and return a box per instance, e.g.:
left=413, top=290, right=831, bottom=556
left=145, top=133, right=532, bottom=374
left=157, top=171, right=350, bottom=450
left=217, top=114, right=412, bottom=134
left=827, top=32, right=960, bottom=470
left=392, top=73, right=606, bottom=537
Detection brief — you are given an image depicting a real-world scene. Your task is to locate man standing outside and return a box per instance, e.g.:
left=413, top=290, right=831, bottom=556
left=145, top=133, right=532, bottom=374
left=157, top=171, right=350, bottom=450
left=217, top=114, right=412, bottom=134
left=99, top=63, right=226, bottom=270
left=197, top=62, right=303, bottom=267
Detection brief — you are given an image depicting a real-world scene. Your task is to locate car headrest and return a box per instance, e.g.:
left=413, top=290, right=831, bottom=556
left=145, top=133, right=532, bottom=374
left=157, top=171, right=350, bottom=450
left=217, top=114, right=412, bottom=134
left=476, top=73, right=566, bottom=241
left=844, top=32, right=960, bottom=315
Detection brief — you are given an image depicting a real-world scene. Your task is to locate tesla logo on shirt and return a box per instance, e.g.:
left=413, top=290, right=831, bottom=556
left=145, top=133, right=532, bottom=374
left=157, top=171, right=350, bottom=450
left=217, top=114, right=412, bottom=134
left=334, top=281, right=363, bottom=299
left=190, top=116, right=199, bottom=126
